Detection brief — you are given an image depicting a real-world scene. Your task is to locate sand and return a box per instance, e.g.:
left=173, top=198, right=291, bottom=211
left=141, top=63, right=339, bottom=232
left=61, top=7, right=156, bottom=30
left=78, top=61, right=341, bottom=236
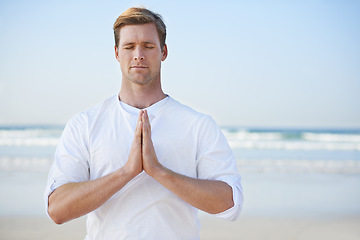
left=199, top=215, right=360, bottom=240
left=1, top=215, right=359, bottom=240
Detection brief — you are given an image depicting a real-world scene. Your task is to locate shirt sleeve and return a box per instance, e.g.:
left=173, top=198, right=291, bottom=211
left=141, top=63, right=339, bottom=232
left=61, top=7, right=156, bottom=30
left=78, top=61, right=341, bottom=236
left=44, top=113, right=90, bottom=216
left=195, top=115, right=243, bottom=221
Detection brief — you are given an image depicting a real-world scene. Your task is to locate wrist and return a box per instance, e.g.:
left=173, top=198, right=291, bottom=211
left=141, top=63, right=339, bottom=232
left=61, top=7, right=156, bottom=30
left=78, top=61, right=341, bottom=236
left=149, top=164, right=170, bottom=181
left=117, top=165, right=139, bottom=182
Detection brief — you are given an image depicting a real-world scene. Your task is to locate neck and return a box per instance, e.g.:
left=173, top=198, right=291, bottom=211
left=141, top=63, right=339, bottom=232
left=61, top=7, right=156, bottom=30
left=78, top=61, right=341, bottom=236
left=118, top=81, right=167, bottom=109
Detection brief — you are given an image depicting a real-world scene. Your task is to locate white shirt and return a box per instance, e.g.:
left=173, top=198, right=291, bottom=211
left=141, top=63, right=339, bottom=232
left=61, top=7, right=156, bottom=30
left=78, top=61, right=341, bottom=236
left=45, top=95, right=243, bottom=240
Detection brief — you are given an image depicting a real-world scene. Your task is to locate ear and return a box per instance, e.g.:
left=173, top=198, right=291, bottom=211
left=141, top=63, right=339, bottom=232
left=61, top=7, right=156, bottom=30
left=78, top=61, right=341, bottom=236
left=115, top=46, right=120, bottom=62
left=161, top=44, right=168, bottom=61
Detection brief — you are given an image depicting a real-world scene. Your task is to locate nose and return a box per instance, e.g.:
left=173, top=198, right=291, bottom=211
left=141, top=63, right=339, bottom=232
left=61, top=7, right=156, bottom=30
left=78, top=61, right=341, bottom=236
left=134, top=47, right=144, bottom=61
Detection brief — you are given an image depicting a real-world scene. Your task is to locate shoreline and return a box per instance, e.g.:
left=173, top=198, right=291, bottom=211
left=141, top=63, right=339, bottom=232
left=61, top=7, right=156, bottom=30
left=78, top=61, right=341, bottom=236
left=1, top=215, right=359, bottom=240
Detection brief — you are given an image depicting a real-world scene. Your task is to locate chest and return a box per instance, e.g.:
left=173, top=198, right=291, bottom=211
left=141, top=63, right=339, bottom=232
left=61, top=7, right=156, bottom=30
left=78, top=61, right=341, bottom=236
left=88, top=118, right=198, bottom=179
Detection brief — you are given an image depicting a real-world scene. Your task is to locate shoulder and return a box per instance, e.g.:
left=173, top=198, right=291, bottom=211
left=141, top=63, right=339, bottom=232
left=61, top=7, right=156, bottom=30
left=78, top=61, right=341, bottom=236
left=166, top=97, right=218, bottom=128
left=166, top=97, right=209, bottom=119
left=167, top=97, right=215, bottom=124
left=67, top=95, right=118, bottom=129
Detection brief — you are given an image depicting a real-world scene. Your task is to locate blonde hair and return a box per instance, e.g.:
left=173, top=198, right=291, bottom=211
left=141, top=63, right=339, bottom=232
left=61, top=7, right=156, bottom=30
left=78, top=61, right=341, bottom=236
left=113, top=7, right=166, bottom=48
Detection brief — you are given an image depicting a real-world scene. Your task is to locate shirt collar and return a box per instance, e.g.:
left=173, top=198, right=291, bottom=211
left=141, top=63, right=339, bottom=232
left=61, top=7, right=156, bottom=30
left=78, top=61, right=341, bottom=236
left=119, top=96, right=169, bottom=120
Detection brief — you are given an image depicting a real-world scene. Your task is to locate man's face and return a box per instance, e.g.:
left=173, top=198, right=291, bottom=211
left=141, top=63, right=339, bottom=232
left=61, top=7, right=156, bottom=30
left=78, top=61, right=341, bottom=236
left=115, top=23, right=167, bottom=86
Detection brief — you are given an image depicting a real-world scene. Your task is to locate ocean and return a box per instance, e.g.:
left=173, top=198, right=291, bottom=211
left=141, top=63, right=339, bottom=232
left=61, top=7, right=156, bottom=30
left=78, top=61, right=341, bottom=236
left=1, top=126, right=360, bottom=217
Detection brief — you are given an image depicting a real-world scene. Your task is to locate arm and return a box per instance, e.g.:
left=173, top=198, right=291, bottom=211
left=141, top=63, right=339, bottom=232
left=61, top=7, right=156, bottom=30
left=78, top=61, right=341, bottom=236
left=48, top=167, right=134, bottom=224
left=141, top=110, right=234, bottom=214
left=152, top=167, right=234, bottom=214
left=48, top=112, right=144, bottom=224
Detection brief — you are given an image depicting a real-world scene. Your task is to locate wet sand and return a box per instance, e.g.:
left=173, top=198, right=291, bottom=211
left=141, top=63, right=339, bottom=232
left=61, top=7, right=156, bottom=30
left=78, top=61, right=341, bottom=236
left=1, top=215, right=359, bottom=240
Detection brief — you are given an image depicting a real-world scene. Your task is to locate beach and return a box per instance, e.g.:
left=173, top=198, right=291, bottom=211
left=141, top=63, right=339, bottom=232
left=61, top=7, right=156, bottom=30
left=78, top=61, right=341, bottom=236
left=1, top=215, right=360, bottom=240
left=1, top=171, right=360, bottom=240
left=1, top=126, right=360, bottom=239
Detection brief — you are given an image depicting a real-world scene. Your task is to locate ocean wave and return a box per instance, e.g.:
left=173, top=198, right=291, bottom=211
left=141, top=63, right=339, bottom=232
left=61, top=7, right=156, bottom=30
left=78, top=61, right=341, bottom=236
left=0, top=157, right=53, bottom=171
left=228, top=140, right=360, bottom=151
left=0, top=138, right=59, bottom=146
left=222, top=130, right=284, bottom=141
left=0, top=128, right=62, bottom=146
left=221, top=128, right=360, bottom=151
left=237, top=159, right=360, bottom=174
left=302, top=133, right=360, bottom=143
left=0, top=128, right=62, bottom=138
left=222, top=128, right=360, bottom=143
left=1, top=127, right=360, bottom=150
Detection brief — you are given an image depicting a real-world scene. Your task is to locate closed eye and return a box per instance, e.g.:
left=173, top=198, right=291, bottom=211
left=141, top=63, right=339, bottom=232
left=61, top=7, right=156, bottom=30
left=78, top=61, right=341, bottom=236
left=144, top=42, right=156, bottom=49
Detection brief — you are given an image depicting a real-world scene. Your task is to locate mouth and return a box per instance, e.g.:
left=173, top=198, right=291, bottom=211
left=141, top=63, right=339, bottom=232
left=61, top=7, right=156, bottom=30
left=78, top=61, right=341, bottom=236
left=131, top=66, right=148, bottom=69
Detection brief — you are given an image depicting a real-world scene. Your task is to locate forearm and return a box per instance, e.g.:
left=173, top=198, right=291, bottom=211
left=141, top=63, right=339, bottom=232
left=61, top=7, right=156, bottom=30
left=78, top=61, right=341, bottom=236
left=48, top=167, right=134, bottom=224
left=151, top=166, right=234, bottom=214
left=140, top=110, right=233, bottom=214
left=49, top=113, right=144, bottom=225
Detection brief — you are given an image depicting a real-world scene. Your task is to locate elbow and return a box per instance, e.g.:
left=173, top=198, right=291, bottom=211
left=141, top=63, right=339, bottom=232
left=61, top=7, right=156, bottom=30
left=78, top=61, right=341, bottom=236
left=52, top=217, right=65, bottom=225
left=227, top=198, right=235, bottom=210
left=210, top=201, right=241, bottom=222
left=48, top=200, right=68, bottom=225
left=47, top=190, right=69, bottom=225
left=207, top=181, right=243, bottom=221
left=204, top=196, right=234, bottom=215
left=206, top=182, right=235, bottom=214
left=226, top=199, right=235, bottom=213
left=48, top=206, right=65, bottom=225
left=51, top=217, right=66, bottom=225
left=211, top=198, right=234, bottom=215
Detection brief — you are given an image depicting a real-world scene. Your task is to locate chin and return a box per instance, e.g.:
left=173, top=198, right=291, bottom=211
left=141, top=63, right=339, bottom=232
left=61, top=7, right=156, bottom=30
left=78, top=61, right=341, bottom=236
left=130, top=78, right=153, bottom=86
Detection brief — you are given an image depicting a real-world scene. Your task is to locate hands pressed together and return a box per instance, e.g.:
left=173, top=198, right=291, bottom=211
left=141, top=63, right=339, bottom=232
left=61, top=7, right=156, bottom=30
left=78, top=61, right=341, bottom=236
left=48, top=110, right=234, bottom=225
left=126, top=110, right=163, bottom=178
left=124, top=110, right=234, bottom=214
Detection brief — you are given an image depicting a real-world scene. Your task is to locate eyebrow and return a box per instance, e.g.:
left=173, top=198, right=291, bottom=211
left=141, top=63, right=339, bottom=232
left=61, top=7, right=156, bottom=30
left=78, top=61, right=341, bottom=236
left=121, top=42, right=135, bottom=46
left=121, top=41, right=156, bottom=46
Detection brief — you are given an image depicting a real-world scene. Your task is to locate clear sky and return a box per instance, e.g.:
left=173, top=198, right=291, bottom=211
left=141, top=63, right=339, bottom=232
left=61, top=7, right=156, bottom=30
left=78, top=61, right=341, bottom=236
left=1, top=0, right=359, bottom=128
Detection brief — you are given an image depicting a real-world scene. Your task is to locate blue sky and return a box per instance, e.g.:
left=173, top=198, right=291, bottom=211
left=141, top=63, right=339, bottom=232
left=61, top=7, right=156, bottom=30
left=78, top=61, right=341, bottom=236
left=0, top=0, right=359, bottom=128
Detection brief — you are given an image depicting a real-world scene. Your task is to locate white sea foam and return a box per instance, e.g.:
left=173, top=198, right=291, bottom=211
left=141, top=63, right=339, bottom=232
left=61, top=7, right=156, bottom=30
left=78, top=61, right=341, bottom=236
left=302, top=133, right=360, bottom=143
left=0, top=128, right=61, bottom=146
left=0, top=128, right=61, bottom=138
left=0, top=157, right=53, bottom=171
left=228, top=140, right=360, bottom=151
left=222, top=130, right=284, bottom=141
left=237, top=159, right=360, bottom=174
left=221, top=129, right=360, bottom=151
left=0, top=137, right=59, bottom=146
left=1, top=127, right=359, bottom=150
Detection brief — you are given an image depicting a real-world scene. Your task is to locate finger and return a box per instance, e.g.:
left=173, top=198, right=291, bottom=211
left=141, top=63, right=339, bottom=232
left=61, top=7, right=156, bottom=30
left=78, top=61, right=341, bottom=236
left=145, top=110, right=150, bottom=127
left=137, top=110, right=143, bottom=124
left=142, top=111, right=151, bottom=137
left=144, top=109, right=148, bottom=121
left=135, top=110, right=143, bottom=130
left=142, top=109, right=146, bottom=122
left=144, top=110, right=152, bottom=133
left=135, top=111, right=143, bottom=140
left=136, top=120, right=143, bottom=136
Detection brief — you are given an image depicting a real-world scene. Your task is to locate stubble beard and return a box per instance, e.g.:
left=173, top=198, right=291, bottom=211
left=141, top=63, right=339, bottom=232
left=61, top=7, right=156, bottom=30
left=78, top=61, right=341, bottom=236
left=124, top=69, right=161, bottom=86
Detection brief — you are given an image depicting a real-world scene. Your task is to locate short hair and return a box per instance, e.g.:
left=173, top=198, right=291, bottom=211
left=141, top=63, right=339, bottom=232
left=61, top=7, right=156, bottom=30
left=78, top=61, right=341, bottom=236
left=113, top=7, right=167, bottom=48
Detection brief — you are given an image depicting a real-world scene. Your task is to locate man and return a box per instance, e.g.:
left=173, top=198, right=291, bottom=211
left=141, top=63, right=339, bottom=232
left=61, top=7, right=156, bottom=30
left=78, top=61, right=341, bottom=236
left=45, top=7, right=243, bottom=239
